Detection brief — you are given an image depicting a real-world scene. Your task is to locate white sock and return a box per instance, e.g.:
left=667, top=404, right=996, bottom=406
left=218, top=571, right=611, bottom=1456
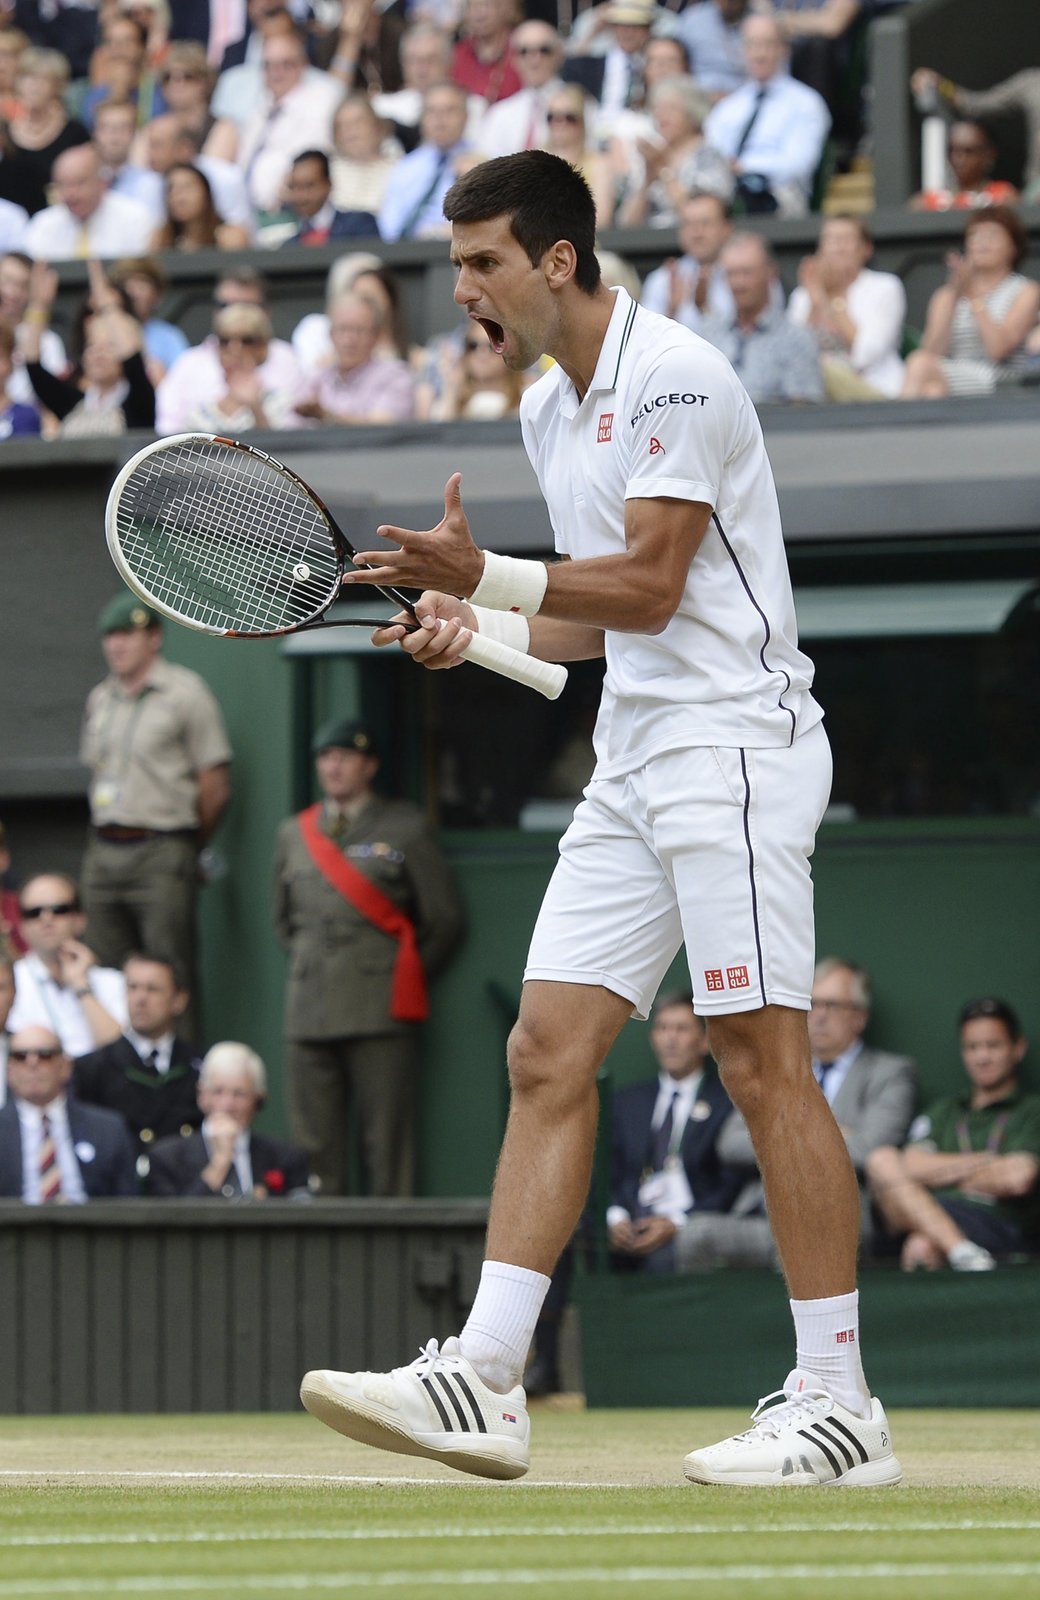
left=459, top=1260, right=551, bottom=1393
left=789, top=1290, right=871, bottom=1419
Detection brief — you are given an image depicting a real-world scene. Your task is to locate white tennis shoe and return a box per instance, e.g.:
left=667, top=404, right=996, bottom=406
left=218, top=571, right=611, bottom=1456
left=300, top=1337, right=530, bottom=1480
left=683, top=1375, right=902, bottom=1487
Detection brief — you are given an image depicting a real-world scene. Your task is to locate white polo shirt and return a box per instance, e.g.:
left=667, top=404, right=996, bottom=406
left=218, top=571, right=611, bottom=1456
left=520, top=287, right=822, bottom=777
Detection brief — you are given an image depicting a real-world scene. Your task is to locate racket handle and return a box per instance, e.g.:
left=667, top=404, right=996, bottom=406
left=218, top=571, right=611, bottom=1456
left=460, top=631, right=568, bottom=700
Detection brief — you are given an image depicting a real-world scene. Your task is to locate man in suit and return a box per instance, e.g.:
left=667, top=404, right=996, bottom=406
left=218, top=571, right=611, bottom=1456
left=679, top=957, right=917, bottom=1268
left=273, top=717, right=464, bottom=1198
left=0, top=1025, right=137, bottom=1201
left=146, top=1040, right=312, bottom=1199
left=72, top=953, right=204, bottom=1160
left=608, top=991, right=742, bottom=1273
left=563, top=0, right=657, bottom=130
left=280, top=150, right=379, bottom=246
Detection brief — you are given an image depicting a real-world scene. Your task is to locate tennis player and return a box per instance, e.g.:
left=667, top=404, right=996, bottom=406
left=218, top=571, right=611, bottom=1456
left=301, top=150, right=901, bottom=1487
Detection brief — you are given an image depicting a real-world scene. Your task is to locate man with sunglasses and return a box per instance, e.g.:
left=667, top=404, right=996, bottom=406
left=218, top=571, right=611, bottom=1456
left=476, top=22, right=564, bottom=160
left=8, top=875, right=126, bottom=1059
left=0, top=1025, right=137, bottom=1201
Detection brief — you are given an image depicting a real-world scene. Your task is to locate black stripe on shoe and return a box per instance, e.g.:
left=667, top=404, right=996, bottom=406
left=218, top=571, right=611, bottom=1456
left=810, top=1421, right=855, bottom=1471
left=434, top=1372, right=470, bottom=1431
left=798, top=1426, right=842, bottom=1479
left=421, top=1376, right=453, bottom=1431
left=825, top=1415, right=870, bottom=1465
left=452, top=1373, right=488, bottom=1433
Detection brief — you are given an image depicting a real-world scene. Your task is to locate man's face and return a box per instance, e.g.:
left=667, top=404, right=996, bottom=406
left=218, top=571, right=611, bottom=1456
left=465, top=0, right=510, bottom=43
left=807, top=966, right=868, bottom=1061
left=316, top=747, right=378, bottom=805
left=649, top=1004, right=709, bottom=1081
left=262, top=41, right=304, bottom=100
left=402, top=34, right=450, bottom=91
left=0, top=255, right=31, bottom=322
left=198, top=1067, right=260, bottom=1129
left=286, top=158, right=331, bottom=220
left=93, top=107, right=137, bottom=168
left=742, top=18, right=784, bottom=83
left=678, top=196, right=731, bottom=265
left=644, top=37, right=687, bottom=89
left=722, top=239, right=773, bottom=317
left=818, top=218, right=869, bottom=278
left=422, top=86, right=468, bottom=151
left=948, top=122, right=993, bottom=190
left=6, top=1027, right=71, bottom=1107
left=101, top=624, right=163, bottom=682
left=55, top=151, right=106, bottom=222
left=960, top=1017, right=1026, bottom=1099
left=330, top=300, right=380, bottom=372
left=125, top=959, right=187, bottom=1038
left=512, top=24, right=562, bottom=89
left=19, top=876, right=85, bottom=958
left=613, top=22, right=651, bottom=57
left=146, top=117, right=186, bottom=175
left=0, top=963, right=14, bottom=1030
left=452, top=213, right=552, bottom=371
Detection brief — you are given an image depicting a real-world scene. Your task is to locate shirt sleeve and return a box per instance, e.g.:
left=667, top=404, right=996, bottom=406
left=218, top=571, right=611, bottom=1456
left=623, top=343, right=737, bottom=508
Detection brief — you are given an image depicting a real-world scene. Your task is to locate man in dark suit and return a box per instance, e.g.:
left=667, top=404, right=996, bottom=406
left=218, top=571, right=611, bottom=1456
left=73, top=953, right=203, bottom=1159
left=0, top=1026, right=137, bottom=1201
left=608, top=990, right=741, bottom=1273
left=281, top=151, right=378, bottom=246
left=146, top=1041, right=312, bottom=1199
left=562, top=0, right=657, bottom=117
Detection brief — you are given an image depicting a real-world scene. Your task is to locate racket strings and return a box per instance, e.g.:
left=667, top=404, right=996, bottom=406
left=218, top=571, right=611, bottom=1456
left=114, top=438, right=342, bottom=633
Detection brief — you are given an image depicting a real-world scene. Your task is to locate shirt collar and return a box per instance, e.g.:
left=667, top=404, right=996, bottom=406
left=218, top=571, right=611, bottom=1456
left=657, top=1069, right=703, bottom=1104
left=812, top=1039, right=863, bottom=1074
left=16, top=1093, right=68, bottom=1126
left=125, top=1027, right=174, bottom=1060
left=106, top=654, right=172, bottom=699
left=556, top=286, right=635, bottom=415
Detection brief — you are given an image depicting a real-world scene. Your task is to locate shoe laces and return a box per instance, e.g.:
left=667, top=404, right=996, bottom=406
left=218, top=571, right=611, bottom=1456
left=404, top=1338, right=451, bottom=1378
left=740, top=1386, right=832, bottom=1442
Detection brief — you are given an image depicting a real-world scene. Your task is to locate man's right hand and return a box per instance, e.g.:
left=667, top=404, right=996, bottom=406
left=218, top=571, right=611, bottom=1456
left=371, top=592, right=478, bottom=671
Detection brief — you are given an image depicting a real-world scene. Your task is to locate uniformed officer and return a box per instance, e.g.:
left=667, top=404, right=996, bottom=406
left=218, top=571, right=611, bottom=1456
left=272, top=717, right=465, bottom=1197
left=79, top=593, right=232, bottom=1040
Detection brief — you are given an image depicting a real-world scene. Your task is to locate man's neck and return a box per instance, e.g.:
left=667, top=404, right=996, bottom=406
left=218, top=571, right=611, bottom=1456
left=971, top=1079, right=1016, bottom=1111
left=551, top=285, right=618, bottom=402
left=735, top=306, right=766, bottom=332
left=113, top=664, right=155, bottom=697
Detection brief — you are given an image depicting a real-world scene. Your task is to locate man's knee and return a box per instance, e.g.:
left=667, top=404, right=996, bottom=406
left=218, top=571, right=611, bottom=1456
left=709, top=1006, right=813, bottom=1113
left=865, top=1144, right=903, bottom=1191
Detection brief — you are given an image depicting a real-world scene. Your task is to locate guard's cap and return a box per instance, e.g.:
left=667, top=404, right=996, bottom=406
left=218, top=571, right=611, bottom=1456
left=98, top=592, right=161, bottom=635
left=312, top=717, right=378, bottom=757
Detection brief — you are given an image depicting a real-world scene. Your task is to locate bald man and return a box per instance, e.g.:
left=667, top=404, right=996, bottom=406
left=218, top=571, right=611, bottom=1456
left=24, top=144, right=153, bottom=261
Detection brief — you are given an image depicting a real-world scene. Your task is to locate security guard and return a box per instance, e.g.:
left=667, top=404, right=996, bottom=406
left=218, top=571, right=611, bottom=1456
left=80, top=593, right=232, bottom=1041
left=272, top=717, right=464, bottom=1197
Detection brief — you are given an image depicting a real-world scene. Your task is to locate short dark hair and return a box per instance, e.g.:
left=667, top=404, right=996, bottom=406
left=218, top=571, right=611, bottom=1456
left=444, top=151, right=602, bottom=295
left=964, top=203, right=1028, bottom=267
left=293, top=149, right=331, bottom=181
left=124, top=950, right=189, bottom=993
left=958, top=996, right=1023, bottom=1041
left=651, top=989, right=700, bottom=1022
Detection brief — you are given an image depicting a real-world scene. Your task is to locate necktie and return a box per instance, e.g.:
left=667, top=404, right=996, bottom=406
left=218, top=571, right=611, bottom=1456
left=75, top=225, right=90, bottom=259
left=39, top=1114, right=62, bottom=1204
left=816, top=1060, right=836, bottom=1099
left=243, top=102, right=282, bottom=192
left=399, top=151, right=449, bottom=239
left=145, top=1048, right=160, bottom=1074
left=650, top=1090, right=680, bottom=1171
left=735, top=86, right=767, bottom=158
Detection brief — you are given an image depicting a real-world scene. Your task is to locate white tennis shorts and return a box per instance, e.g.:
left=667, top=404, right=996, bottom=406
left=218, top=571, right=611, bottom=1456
left=524, top=721, right=832, bottom=1018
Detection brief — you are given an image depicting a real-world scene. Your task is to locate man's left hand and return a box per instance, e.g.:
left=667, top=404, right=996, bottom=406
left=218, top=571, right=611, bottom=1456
left=627, top=1216, right=678, bottom=1254
left=343, top=473, right=486, bottom=597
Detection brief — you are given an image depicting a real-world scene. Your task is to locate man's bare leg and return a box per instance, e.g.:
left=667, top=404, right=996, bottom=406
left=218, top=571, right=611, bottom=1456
left=866, top=1145, right=972, bottom=1260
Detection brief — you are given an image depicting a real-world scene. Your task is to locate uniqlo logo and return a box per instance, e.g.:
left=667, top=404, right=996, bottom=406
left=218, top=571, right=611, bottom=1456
left=726, top=965, right=750, bottom=989
left=836, top=1329, right=855, bottom=1344
left=704, top=969, right=725, bottom=993
left=597, top=412, right=613, bottom=443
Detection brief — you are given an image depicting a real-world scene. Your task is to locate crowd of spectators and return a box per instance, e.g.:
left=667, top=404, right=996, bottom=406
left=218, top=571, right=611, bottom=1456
left=0, top=1, right=1034, bottom=438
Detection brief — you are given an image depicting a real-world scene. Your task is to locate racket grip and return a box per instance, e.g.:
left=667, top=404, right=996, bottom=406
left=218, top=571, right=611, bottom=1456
left=460, top=631, right=568, bottom=700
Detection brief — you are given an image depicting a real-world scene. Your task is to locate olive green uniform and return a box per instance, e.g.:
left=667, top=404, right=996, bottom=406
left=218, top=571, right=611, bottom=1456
left=272, top=797, right=464, bottom=1196
left=909, top=1086, right=1040, bottom=1242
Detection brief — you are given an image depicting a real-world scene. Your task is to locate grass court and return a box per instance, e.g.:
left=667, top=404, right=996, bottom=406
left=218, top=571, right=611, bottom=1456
left=0, top=1406, right=1037, bottom=1599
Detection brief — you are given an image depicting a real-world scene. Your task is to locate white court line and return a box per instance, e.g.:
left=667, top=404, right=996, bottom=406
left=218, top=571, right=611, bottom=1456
left=2, top=1521, right=1039, bottom=1549
left=0, top=1564, right=1038, bottom=1594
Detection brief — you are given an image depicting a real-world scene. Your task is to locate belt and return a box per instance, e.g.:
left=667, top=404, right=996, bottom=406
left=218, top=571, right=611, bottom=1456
left=93, top=825, right=197, bottom=844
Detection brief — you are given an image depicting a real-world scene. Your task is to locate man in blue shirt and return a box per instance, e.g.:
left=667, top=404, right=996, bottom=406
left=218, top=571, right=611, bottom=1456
left=378, top=82, right=472, bottom=242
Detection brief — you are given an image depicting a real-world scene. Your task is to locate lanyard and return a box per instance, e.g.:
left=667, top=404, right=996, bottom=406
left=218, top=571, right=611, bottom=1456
left=956, top=1110, right=1010, bottom=1156
left=93, top=685, right=152, bottom=784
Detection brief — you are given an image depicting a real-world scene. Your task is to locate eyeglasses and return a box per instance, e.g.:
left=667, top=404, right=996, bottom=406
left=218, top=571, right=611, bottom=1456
left=217, top=333, right=264, bottom=346
left=21, top=902, right=79, bottom=919
left=547, top=110, right=580, bottom=124
left=162, top=69, right=203, bottom=82
left=9, top=1046, right=64, bottom=1062
left=515, top=44, right=555, bottom=56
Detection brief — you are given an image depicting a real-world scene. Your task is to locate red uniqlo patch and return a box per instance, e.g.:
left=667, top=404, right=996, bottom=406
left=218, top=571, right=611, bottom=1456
left=597, top=412, right=613, bottom=442
left=836, top=1328, right=855, bottom=1344
left=726, top=965, right=750, bottom=989
left=705, top=969, right=725, bottom=992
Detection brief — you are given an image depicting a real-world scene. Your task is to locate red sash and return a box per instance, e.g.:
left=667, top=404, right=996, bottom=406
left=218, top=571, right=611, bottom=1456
left=297, top=803, right=428, bottom=1022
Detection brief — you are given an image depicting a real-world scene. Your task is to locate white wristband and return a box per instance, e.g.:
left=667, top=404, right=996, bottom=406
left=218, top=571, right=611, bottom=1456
left=468, top=549, right=548, bottom=615
left=468, top=604, right=530, bottom=653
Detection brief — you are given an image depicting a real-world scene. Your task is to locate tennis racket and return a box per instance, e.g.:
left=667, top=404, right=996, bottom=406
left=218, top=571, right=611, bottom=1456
left=104, top=433, right=568, bottom=701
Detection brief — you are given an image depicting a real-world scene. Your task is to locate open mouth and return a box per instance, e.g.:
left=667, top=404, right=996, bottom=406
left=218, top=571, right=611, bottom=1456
left=476, top=317, right=506, bottom=355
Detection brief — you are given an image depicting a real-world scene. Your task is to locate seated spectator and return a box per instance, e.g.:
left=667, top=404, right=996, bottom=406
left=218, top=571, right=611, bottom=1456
left=677, top=0, right=751, bottom=100
left=211, top=3, right=317, bottom=128
left=703, top=14, right=830, bottom=216
left=911, top=65, right=1040, bottom=196
left=416, top=318, right=525, bottom=420
left=615, top=75, right=732, bottom=229
left=148, top=162, right=251, bottom=252
left=607, top=992, right=741, bottom=1275
left=563, top=0, right=658, bottom=144
left=686, top=958, right=916, bottom=1268
left=185, top=302, right=303, bottom=432
left=72, top=953, right=203, bottom=1160
left=0, top=824, right=27, bottom=961
left=640, top=191, right=736, bottom=331
left=143, top=116, right=255, bottom=237
left=280, top=149, right=378, bottom=245
left=787, top=214, right=905, bottom=400
left=0, top=48, right=90, bottom=218
left=0, top=1025, right=137, bottom=1200
left=0, top=324, right=40, bottom=437
left=0, top=955, right=13, bottom=1099
left=296, top=291, right=414, bottom=424
left=108, top=255, right=188, bottom=383
left=476, top=19, right=564, bottom=159
left=700, top=231, right=825, bottom=403
left=290, top=249, right=383, bottom=374
left=537, top=84, right=615, bottom=232
left=20, top=259, right=155, bottom=435
left=8, top=873, right=127, bottom=1058
left=146, top=1040, right=312, bottom=1199
left=371, top=23, right=462, bottom=154
left=155, top=265, right=304, bottom=434
left=79, top=11, right=163, bottom=129
left=603, top=35, right=697, bottom=194
left=378, top=81, right=476, bottom=242
left=452, top=0, right=521, bottom=108
left=901, top=207, right=1040, bottom=399
left=0, top=249, right=68, bottom=411
left=909, top=120, right=1019, bottom=213
left=92, top=97, right=164, bottom=222
left=151, top=41, right=218, bottom=153
left=330, top=94, right=402, bottom=217
left=868, top=998, right=1040, bottom=1271
left=24, top=144, right=154, bottom=261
